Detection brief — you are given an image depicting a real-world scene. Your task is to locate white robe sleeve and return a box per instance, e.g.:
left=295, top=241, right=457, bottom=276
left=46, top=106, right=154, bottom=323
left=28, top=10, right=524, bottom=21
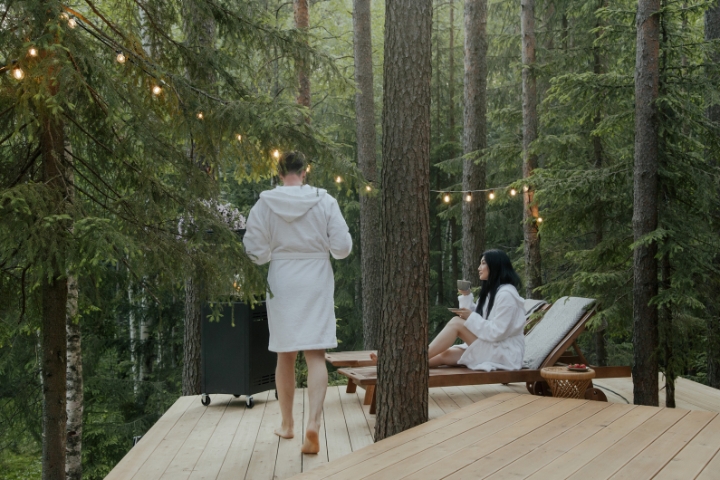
left=243, top=202, right=272, bottom=265
left=326, top=197, right=352, bottom=259
left=465, top=290, right=523, bottom=343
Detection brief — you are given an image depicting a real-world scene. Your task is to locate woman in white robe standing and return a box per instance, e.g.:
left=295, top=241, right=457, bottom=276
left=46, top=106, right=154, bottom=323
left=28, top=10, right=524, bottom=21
left=371, top=249, right=525, bottom=370
left=243, top=151, right=352, bottom=454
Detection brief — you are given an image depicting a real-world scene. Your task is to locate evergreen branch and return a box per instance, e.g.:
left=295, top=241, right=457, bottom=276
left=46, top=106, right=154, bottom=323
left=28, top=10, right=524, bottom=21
left=10, top=147, right=40, bottom=188
left=17, top=264, right=28, bottom=325
left=0, top=121, right=28, bottom=148
left=118, top=255, right=162, bottom=306
left=76, top=1, right=133, bottom=47
left=64, top=148, right=121, bottom=202
left=65, top=50, right=109, bottom=115
left=0, top=0, right=13, bottom=27
left=0, top=103, right=16, bottom=121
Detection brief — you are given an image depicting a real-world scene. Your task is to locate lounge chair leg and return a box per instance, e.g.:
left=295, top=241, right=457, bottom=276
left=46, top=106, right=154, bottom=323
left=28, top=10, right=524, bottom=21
left=346, top=380, right=357, bottom=394
left=363, top=385, right=375, bottom=405
left=369, top=388, right=377, bottom=414
left=584, top=386, right=608, bottom=402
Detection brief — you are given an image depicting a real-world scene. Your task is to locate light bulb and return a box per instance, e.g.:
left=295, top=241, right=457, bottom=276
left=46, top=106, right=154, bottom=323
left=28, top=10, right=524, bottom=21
left=12, top=67, right=24, bottom=80
left=236, top=134, right=242, bottom=142
left=510, top=188, right=517, bottom=196
left=152, top=85, right=162, bottom=96
left=60, top=13, right=69, bottom=21
left=306, top=165, right=311, bottom=172
left=196, top=112, right=204, bottom=120
left=116, top=52, right=126, bottom=64
left=489, top=191, right=495, bottom=200
left=465, top=193, right=472, bottom=202
left=537, top=217, right=543, bottom=223
left=443, top=194, right=451, bottom=203
left=272, top=149, right=280, bottom=159
left=28, top=48, right=38, bottom=57
left=366, top=185, right=372, bottom=192
left=335, top=176, right=342, bottom=183
left=523, top=185, right=529, bottom=192
left=67, top=18, right=76, bottom=28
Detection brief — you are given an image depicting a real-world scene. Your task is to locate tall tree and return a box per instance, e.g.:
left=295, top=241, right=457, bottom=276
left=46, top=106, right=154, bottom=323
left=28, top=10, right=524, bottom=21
left=376, top=0, right=432, bottom=441
left=295, top=0, right=311, bottom=110
left=181, top=0, right=217, bottom=396
left=706, top=0, right=720, bottom=390
left=462, top=0, right=488, bottom=287
left=521, top=0, right=542, bottom=298
left=353, top=0, right=382, bottom=349
left=65, top=274, right=82, bottom=480
left=632, top=0, right=661, bottom=406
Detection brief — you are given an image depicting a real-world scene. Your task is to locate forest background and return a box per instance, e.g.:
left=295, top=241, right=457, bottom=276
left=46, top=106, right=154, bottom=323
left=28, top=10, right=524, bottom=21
left=1, top=0, right=719, bottom=478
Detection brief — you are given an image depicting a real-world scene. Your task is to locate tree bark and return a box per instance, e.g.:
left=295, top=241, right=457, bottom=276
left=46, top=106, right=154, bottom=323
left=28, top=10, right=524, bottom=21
left=353, top=0, right=382, bottom=349
left=295, top=0, right=311, bottom=110
left=41, top=107, right=68, bottom=480
left=376, top=0, right=432, bottom=441
left=521, top=0, right=542, bottom=298
left=705, top=1, right=720, bottom=390
left=183, top=276, right=202, bottom=395
left=462, top=0, right=488, bottom=287
left=65, top=275, right=82, bottom=480
left=632, top=0, right=661, bottom=406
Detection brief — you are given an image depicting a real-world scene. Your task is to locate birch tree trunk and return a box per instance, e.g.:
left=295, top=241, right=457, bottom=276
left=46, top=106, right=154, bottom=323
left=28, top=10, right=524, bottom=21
left=705, top=1, right=720, bottom=390
left=65, top=274, right=82, bottom=480
left=632, top=0, right=661, bottom=406
left=295, top=0, right=311, bottom=110
left=376, top=0, right=432, bottom=441
left=41, top=82, right=68, bottom=480
left=521, top=0, right=543, bottom=298
left=462, top=0, right=488, bottom=287
left=353, top=0, right=382, bottom=349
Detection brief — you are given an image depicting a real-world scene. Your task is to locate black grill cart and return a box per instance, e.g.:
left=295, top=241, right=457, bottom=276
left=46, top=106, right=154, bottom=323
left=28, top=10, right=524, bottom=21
left=200, top=302, right=277, bottom=408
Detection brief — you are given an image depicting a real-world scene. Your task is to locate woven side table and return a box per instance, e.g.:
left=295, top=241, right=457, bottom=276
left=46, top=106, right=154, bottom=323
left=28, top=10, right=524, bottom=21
left=540, top=366, right=595, bottom=399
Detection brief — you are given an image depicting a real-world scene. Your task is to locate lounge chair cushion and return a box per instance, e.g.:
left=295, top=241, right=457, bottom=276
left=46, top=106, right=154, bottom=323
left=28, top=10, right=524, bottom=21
left=522, top=296, right=595, bottom=370
left=523, top=298, right=547, bottom=315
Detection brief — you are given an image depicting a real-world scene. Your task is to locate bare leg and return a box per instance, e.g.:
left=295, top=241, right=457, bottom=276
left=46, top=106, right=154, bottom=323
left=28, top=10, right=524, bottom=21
left=274, top=351, right=297, bottom=439
left=429, top=346, right=466, bottom=367
left=302, top=349, right=327, bottom=454
left=428, top=317, right=478, bottom=359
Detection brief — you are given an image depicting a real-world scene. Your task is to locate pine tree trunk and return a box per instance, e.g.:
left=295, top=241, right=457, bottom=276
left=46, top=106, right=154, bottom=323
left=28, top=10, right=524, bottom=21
left=66, top=275, right=82, bottom=480
left=462, top=0, right=488, bottom=287
left=41, top=110, right=68, bottom=480
left=376, top=0, right=432, bottom=441
left=449, top=0, right=456, bottom=136
left=295, top=0, right=311, bottom=110
left=183, top=276, right=202, bottom=395
left=353, top=0, right=382, bottom=349
left=521, top=0, right=542, bottom=298
left=705, top=1, right=720, bottom=390
left=660, top=254, right=675, bottom=407
left=632, top=0, right=661, bottom=406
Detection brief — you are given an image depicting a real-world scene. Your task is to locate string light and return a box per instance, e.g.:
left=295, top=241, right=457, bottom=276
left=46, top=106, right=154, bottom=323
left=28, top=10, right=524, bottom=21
left=152, top=85, right=162, bottom=96
left=335, top=176, right=342, bottom=183
left=28, top=47, right=38, bottom=57
left=523, top=185, right=529, bottom=192
left=12, top=66, right=24, bottom=80
left=510, top=188, right=517, bottom=196
left=488, top=191, right=496, bottom=200
left=366, top=185, right=372, bottom=192
left=306, top=165, right=311, bottom=172
left=537, top=217, right=543, bottom=223
left=465, top=193, right=472, bottom=202
left=236, top=134, right=242, bottom=142
left=59, top=13, right=69, bottom=21
left=196, top=112, right=204, bottom=120
left=272, top=149, right=280, bottom=159
left=443, top=193, right=451, bottom=203
left=68, top=18, right=77, bottom=29
left=116, top=51, right=126, bottom=64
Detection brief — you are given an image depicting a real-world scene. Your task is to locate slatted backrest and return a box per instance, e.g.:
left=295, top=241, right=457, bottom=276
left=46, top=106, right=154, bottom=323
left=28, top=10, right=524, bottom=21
left=522, top=296, right=596, bottom=370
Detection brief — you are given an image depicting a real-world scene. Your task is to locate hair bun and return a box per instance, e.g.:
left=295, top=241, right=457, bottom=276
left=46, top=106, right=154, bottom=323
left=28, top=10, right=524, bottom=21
left=278, top=151, right=307, bottom=175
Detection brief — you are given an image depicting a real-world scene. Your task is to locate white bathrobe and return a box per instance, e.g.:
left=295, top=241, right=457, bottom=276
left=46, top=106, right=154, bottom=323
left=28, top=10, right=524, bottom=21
left=455, top=284, right=525, bottom=371
left=243, top=185, right=352, bottom=352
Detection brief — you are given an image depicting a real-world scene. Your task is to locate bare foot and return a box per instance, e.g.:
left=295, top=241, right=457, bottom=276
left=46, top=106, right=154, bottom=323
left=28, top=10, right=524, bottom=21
left=301, top=429, right=320, bottom=454
left=369, top=352, right=378, bottom=366
left=274, top=425, right=294, bottom=439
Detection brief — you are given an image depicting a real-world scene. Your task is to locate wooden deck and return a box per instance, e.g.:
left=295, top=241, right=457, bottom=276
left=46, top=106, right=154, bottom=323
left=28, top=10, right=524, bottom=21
left=105, top=377, right=720, bottom=479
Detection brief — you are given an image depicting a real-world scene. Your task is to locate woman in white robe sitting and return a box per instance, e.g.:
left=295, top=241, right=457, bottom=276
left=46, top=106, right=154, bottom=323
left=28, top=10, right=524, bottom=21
left=243, top=151, right=352, bottom=454
left=429, top=249, right=525, bottom=370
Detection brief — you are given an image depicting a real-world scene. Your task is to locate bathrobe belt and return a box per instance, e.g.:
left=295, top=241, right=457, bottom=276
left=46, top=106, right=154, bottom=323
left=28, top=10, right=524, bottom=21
left=271, top=252, right=329, bottom=261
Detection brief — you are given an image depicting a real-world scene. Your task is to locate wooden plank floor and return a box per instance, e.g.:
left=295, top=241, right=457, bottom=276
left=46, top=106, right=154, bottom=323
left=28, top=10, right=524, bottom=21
left=106, top=378, right=720, bottom=480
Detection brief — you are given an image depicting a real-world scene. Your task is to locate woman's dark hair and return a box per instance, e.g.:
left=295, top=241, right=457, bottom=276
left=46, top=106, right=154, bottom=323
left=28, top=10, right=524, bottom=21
left=278, top=151, right=307, bottom=176
left=475, top=249, right=521, bottom=317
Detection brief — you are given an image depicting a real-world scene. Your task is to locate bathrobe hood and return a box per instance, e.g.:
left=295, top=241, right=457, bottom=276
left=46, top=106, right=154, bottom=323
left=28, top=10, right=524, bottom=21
left=259, top=186, right=327, bottom=223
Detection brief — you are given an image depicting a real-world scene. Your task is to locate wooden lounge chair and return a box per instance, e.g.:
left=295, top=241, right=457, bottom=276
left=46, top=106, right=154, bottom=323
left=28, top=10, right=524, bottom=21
left=337, top=296, right=631, bottom=414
